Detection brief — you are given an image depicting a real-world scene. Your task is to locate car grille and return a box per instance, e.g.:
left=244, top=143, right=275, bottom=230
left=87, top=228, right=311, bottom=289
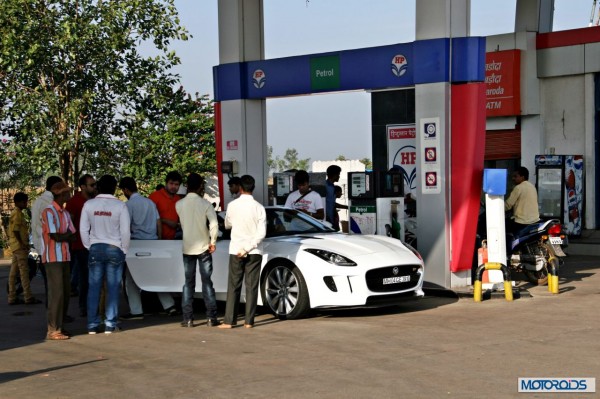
left=365, top=265, right=421, bottom=292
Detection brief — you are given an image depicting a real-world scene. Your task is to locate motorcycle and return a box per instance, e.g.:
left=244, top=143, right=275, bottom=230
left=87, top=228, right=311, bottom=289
left=508, top=219, right=567, bottom=285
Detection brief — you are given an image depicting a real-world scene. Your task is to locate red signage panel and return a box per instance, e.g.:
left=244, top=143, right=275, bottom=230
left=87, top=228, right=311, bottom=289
left=485, top=50, right=521, bottom=117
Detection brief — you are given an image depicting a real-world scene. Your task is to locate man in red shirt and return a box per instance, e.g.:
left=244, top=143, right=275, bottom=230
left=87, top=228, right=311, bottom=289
left=65, top=174, right=96, bottom=317
left=149, top=171, right=183, bottom=240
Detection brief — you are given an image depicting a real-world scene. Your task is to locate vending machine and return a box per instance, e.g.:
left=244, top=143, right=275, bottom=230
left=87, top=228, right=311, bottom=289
left=534, top=155, right=584, bottom=236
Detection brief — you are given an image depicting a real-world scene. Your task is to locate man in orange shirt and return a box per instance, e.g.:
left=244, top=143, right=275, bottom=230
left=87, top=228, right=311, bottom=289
left=149, top=171, right=183, bottom=240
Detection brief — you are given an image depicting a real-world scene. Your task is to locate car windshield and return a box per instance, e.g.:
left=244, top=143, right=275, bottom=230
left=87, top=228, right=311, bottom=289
left=217, top=207, right=335, bottom=240
left=265, top=208, right=335, bottom=237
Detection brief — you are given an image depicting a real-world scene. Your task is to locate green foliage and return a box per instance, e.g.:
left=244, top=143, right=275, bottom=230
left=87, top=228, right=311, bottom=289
left=360, top=157, right=373, bottom=170
left=335, top=155, right=347, bottom=161
left=270, top=148, right=310, bottom=173
left=120, top=89, right=216, bottom=194
left=0, top=0, right=194, bottom=187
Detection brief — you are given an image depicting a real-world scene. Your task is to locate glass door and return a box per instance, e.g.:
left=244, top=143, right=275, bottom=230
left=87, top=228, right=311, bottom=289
left=537, top=167, right=563, bottom=219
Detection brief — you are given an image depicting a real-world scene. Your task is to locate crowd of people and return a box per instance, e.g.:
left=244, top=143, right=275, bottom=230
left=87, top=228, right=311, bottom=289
left=6, top=171, right=267, bottom=339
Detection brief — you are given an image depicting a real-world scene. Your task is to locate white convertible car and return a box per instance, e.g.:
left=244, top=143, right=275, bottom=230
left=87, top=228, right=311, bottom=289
left=126, top=207, right=425, bottom=320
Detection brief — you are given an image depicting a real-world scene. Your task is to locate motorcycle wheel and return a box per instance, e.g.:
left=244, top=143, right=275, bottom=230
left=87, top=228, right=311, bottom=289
left=522, top=242, right=553, bottom=286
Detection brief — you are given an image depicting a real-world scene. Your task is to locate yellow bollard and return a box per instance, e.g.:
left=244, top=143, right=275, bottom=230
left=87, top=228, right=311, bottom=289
left=504, top=281, right=513, bottom=301
left=474, top=280, right=482, bottom=302
left=550, top=274, right=559, bottom=294
left=547, top=272, right=553, bottom=292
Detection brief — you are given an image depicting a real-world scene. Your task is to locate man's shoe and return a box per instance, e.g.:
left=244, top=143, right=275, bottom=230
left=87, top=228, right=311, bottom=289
left=105, top=326, right=122, bottom=334
left=165, top=306, right=179, bottom=317
left=120, top=313, right=144, bottom=321
left=24, top=298, right=42, bottom=305
left=88, top=327, right=100, bottom=335
left=207, top=319, right=221, bottom=327
left=180, top=320, right=194, bottom=328
left=8, top=298, right=23, bottom=305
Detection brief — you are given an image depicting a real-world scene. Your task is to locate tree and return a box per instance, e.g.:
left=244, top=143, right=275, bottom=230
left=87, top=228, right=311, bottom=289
left=120, top=89, right=216, bottom=194
left=0, top=0, right=188, bottom=186
left=274, top=148, right=310, bottom=172
left=360, top=158, right=373, bottom=170
left=335, top=155, right=347, bottom=161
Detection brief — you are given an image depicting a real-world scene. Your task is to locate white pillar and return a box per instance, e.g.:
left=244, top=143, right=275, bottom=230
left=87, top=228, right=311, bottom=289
left=217, top=0, right=268, bottom=206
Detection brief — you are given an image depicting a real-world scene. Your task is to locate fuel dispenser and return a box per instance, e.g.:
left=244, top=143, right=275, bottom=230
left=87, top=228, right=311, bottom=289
left=348, top=170, right=405, bottom=239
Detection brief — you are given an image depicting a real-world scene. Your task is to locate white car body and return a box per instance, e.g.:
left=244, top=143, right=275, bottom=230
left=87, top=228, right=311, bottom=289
left=126, top=207, right=425, bottom=319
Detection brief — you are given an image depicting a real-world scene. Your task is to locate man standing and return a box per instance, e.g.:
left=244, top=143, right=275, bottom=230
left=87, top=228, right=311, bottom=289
left=119, top=177, right=177, bottom=319
left=80, top=175, right=130, bottom=334
left=65, top=173, right=96, bottom=316
left=228, top=177, right=242, bottom=200
left=149, top=171, right=182, bottom=240
left=31, top=175, right=64, bottom=307
left=175, top=173, right=219, bottom=328
left=219, top=175, right=266, bottom=329
left=8, top=192, right=40, bottom=305
left=285, top=170, right=324, bottom=220
left=505, top=166, right=540, bottom=235
left=41, top=182, right=76, bottom=340
left=325, top=165, right=342, bottom=231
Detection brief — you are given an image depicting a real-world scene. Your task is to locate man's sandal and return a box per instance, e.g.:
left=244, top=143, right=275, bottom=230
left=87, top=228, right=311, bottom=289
left=47, top=332, right=70, bottom=340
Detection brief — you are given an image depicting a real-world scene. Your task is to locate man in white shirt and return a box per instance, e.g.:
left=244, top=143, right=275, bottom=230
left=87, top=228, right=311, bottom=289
left=219, top=175, right=266, bottom=329
left=80, top=175, right=130, bottom=334
left=175, top=173, right=219, bottom=328
left=284, top=170, right=324, bottom=220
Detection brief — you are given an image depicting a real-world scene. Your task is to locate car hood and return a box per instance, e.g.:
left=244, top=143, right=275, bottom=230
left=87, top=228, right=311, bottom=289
left=267, top=233, right=413, bottom=257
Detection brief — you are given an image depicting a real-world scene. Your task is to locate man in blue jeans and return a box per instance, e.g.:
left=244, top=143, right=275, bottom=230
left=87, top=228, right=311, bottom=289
left=175, top=173, right=219, bottom=328
left=80, top=175, right=131, bottom=334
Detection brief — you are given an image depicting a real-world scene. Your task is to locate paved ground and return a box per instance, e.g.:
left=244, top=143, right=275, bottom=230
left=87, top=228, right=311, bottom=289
left=0, top=254, right=598, bottom=399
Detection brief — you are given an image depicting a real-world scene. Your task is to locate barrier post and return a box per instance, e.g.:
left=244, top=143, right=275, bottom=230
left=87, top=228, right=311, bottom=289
left=547, top=256, right=559, bottom=294
left=473, top=262, right=513, bottom=302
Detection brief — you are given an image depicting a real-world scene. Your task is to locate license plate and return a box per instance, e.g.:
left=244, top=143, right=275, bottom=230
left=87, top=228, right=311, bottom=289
left=383, top=275, right=410, bottom=285
left=549, top=236, right=563, bottom=245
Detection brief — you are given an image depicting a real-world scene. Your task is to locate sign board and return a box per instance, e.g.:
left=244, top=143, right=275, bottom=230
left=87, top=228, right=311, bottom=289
left=419, top=117, right=441, bottom=194
left=349, top=205, right=377, bottom=235
left=485, top=50, right=521, bottom=117
left=310, top=55, right=340, bottom=91
left=387, top=124, right=417, bottom=197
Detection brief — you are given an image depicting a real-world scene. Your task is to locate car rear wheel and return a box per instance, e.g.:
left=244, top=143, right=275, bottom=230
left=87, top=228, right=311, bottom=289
left=262, top=264, right=310, bottom=320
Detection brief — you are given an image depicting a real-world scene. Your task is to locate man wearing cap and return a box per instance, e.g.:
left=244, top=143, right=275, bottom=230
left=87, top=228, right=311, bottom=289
left=31, top=175, right=64, bottom=305
left=41, top=181, right=76, bottom=340
left=80, top=175, right=130, bottom=334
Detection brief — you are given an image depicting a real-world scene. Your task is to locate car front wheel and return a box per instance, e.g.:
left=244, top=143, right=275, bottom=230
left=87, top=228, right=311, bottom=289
left=262, top=264, right=310, bottom=320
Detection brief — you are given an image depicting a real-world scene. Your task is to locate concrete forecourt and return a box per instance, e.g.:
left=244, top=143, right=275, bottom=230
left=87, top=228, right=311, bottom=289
left=0, top=254, right=598, bottom=398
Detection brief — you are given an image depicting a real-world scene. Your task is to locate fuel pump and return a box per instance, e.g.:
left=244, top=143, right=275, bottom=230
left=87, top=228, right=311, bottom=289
left=348, top=170, right=405, bottom=239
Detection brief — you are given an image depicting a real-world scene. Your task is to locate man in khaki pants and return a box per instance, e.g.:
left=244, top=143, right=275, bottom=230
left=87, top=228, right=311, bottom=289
left=8, top=192, right=41, bottom=305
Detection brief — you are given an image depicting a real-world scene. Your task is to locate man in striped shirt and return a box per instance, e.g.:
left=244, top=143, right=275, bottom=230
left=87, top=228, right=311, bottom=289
left=41, top=181, right=76, bottom=340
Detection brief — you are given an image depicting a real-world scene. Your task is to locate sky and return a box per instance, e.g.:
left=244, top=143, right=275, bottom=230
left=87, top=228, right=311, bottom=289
left=169, top=0, right=594, bottom=164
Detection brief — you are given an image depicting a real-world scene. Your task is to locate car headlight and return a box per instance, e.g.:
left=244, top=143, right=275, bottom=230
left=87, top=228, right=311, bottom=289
left=304, top=249, right=357, bottom=266
left=403, top=242, right=423, bottom=262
